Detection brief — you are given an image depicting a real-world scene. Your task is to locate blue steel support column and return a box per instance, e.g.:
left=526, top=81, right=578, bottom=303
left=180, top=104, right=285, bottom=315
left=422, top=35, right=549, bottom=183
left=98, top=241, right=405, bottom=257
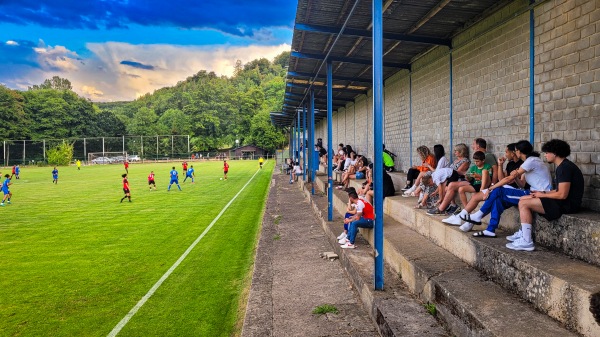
left=409, top=73, right=413, bottom=167
left=372, top=0, right=384, bottom=290
left=310, top=90, right=316, bottom=195
left=529, top=3, right=535, bottom=144
left=297, top=110, right=301, bottom=164
left=327, top=60, right=334, bottom=221
left=291, top=126, right=296, bottom=167
left=449, top=51, right=454, bottom=162
left=303, top=105, right=307, bottom=181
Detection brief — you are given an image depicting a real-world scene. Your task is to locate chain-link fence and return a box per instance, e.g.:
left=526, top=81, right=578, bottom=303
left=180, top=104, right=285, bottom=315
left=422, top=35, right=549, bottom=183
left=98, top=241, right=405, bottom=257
left=1, top=135, right=191, bottom=166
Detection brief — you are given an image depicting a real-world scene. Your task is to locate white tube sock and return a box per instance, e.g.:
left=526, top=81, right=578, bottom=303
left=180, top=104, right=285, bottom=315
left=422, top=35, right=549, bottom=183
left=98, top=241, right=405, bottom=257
left=471, top=211, right=484, bottom=221
left=521, top=223, right=533, bottom=242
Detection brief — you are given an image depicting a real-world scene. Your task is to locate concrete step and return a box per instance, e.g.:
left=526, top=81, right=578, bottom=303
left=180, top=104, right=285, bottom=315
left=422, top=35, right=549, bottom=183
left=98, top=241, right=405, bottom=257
left=303, top=181, right=451, bottom=337
left=346, top=175, right=600, bottom=269
left=305, top=179, right=577, bottom=337
left=316, top=174, right=600, bottom=336
left=382, top=195, right=600, bottom=337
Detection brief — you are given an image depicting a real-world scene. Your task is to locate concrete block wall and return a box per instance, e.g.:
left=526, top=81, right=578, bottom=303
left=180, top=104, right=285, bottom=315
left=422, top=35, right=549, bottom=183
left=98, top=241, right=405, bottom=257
left=383, top=70, right=410, bottom=171
left=535, top=0, right=600, bottom=210
left=453, top=9, right=530, bottom=154
left=411, top=46, right=452, bottom=161
left=312, top=0, right=600, bottom=210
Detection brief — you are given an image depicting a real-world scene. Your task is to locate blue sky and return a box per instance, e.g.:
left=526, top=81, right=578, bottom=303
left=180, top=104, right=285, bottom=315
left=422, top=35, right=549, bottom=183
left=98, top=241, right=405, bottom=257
left=0, top=0, right=295, bottom=101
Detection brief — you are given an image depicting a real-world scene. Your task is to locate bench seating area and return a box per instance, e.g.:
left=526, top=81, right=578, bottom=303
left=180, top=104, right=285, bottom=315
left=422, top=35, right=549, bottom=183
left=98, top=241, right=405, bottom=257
left=308, top=166, right=600, bottom=337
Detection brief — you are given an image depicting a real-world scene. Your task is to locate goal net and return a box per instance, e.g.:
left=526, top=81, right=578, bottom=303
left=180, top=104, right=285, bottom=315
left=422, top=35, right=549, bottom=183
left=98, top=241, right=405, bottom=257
left=88, top=152, right=128, bottom=164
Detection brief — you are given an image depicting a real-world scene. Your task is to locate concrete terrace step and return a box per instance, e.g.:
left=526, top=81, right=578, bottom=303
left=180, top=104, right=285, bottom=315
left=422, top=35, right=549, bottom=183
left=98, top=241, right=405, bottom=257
left=344, top=173, right=600, bottom=268
left=305, top=179, right=577, bottom=337
left=383, top=196, right=600, bottom=337
left=316, top=174, right=600, bottom=336
left=303, top=181, right=450, bottom=337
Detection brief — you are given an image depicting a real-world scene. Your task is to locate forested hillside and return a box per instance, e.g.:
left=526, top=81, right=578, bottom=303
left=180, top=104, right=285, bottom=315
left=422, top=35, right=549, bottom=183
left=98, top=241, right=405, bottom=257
left=0, top=52, right=289, bottom=152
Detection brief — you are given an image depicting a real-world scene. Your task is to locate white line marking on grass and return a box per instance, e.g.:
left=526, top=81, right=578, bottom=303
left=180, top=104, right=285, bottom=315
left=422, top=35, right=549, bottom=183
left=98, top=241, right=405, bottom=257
left=107, top=168, right=262, bottom=337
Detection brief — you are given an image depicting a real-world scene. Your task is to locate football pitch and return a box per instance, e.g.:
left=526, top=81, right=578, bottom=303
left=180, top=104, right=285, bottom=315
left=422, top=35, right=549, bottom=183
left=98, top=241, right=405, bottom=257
left=0, top=160, right=273, bottom=336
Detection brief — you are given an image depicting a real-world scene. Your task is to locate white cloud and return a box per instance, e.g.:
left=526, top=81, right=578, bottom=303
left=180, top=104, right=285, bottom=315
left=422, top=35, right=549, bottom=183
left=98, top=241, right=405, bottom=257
left=86, top=42, right=291, bottom=101
left=81, top=85, right=104, bottom=99
left=6, top=40, right=18, bottom=46
left=4, top=41, right=290, bottom=102
left=34, top=45, right=81, bottom=71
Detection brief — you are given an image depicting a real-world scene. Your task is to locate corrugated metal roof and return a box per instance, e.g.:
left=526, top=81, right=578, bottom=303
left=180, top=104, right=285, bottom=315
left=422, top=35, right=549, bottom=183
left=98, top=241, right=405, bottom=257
left=272, top=0, right=511, bottom=127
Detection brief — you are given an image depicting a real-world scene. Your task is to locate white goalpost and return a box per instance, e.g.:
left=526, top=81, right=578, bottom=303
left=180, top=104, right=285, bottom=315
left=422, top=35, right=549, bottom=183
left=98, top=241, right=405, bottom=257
left=88, top=152, right=128, bottom=164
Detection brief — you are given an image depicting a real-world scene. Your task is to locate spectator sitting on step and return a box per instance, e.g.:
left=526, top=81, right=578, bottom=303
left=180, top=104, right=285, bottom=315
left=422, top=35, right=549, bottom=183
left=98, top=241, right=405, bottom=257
left=316, top=144, right=327, bottom=166
left=364, top=167, right=396, bottom=204
left=339, top=155, right=368, bottom=190
left=430, top=143, right=471, bottom=209
left=507, top=139, right=584, bottom=251
left=291, top=161, right=302, bottom=183
left=457, top=140, right=552, bottom=238
left=414, top=174, right=439, bottom=209
left=339, top=190, right=375, bottom=249
left=382, top=144, right=396, bottom=172
left=472, top=138, right=498, bottom=184
left=336, top=187, right=358, bottom=244
left=332, top=143, right=345, bottom=170
left=443, top=143, right=525, bottom=226
left=430, top=139, right=497, bottom=215
left=403, top=144, right=450, bottom=196
left=403, top=145, right=437, bottom=191
left=427, top=150, right=489, bottom=216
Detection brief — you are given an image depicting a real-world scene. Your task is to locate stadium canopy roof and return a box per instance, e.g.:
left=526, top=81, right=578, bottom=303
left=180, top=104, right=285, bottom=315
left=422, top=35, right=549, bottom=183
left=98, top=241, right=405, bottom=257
left=271, top=0, right=511, bottom=127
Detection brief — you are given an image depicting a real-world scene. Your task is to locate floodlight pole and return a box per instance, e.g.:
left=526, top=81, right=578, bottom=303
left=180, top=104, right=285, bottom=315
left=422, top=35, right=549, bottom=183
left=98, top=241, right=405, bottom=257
left=327, top=60, right=333, bottom=221
left=102, top=137, right=105, bottom=157
left=122, top=135, right=125, bottom=155
left=84, top=138, right=87, bottom=162
left=23, top=140, right=26, bottom=164
left=373, top=0, right=384, bottom=290
left=141, top=136, right=144, bottom=162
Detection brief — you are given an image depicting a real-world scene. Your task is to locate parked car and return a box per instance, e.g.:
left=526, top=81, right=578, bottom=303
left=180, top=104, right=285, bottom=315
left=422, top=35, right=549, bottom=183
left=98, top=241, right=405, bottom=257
left=128, top=155, right=141, bottom=162
left=91, top=157, right=111, bottom=164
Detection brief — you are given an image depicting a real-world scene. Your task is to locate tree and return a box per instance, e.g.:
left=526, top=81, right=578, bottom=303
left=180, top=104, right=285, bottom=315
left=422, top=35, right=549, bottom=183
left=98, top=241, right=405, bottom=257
left=46, top=141, right=74, bottom=166
left=0, top=85, right=30, bottom=139
left=30, top=76, right=73, bottom=91
left=247, top=112, right=285, bottom=153
left=127, top=107, right=160, bottom=136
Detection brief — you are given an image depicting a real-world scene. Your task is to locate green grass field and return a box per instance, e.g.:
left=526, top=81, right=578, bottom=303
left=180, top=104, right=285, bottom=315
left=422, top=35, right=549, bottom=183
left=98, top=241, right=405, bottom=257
left=0, top=159, right=273, bottom=336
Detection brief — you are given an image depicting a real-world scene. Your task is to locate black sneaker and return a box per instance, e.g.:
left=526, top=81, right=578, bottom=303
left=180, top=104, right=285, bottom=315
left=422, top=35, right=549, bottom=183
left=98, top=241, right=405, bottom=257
left=445, top=204, right=460, bottom=215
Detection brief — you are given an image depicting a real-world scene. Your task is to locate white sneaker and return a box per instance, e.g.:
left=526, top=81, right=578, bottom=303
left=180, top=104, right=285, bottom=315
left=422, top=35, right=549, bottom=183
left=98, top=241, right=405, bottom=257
left=338, top=238, right=349, bottom=245
left=340, top=242, right=355, bottom=249
left=506, top=230, right=523, bottom=242
left=506, top=238, right=535, bottom=251
left=442, top=214, right=462, bottom=226
left=337, top=232, right=347, bottom=240
left=459, top=222, right=474, bottom=232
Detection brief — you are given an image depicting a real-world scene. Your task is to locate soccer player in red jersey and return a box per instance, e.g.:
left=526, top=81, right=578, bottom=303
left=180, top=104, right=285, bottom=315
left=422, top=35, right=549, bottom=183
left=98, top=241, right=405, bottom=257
left=124, top=160, right=129, bottom=174
left=182, top=161, right=188, bottom=175
left=223, top=160, right=229, bottom=180
left=121, top=173, right=131, bottom=203
left=148, top=171, right=157, bottom=190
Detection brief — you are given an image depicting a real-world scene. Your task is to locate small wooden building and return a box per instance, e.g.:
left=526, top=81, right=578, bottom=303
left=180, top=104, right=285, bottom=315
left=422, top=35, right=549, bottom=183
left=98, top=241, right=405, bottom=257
left=229, top=145, right=268, bottom=160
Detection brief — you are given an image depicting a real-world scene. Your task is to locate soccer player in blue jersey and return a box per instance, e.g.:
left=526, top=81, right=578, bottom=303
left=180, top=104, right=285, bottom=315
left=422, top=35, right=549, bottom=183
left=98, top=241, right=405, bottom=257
left=52, top=167, right=58, bottom=184
left=168, top=166, right=182, bottom=191
left=183, top=165, right=195, bottom=183
left=1, top=174, right=12, bottom=206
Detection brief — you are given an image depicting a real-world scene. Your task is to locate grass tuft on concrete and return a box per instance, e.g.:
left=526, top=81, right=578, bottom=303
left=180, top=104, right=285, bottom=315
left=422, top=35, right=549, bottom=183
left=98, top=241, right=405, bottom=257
left=312, top=304, right=339, bottom=315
